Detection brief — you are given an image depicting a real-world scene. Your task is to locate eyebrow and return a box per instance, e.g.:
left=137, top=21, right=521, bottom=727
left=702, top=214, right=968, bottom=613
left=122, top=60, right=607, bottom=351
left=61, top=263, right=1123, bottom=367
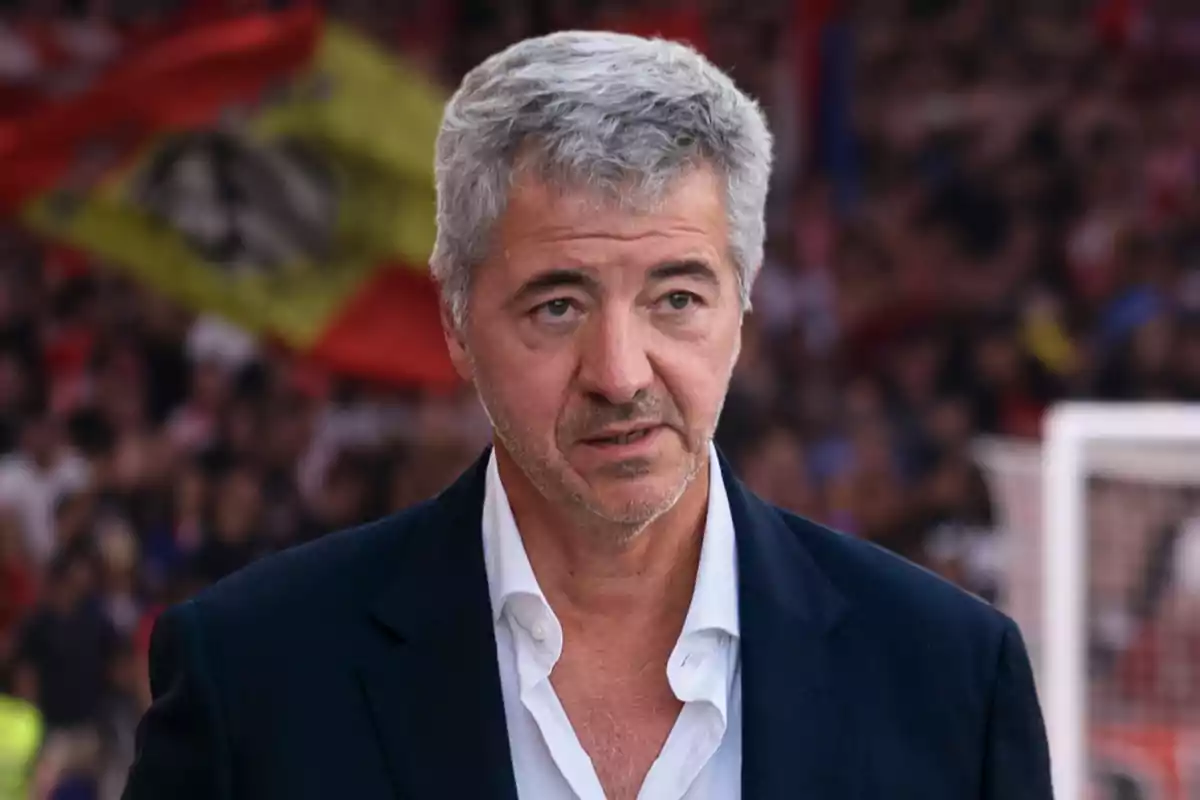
left=508, top=258, right=721, bottom=309
left=509, top=268, right=601, bottom=308
left=647, top=259, right=721, bottom=287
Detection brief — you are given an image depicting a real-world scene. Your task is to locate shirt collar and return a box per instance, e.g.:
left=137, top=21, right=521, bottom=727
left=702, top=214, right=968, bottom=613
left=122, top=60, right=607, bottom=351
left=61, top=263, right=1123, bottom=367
left=481, top=451, right=542, bottom=625
left=681, top=441, right=740, bottom=641
left=481, top=442, right=739, bottom=640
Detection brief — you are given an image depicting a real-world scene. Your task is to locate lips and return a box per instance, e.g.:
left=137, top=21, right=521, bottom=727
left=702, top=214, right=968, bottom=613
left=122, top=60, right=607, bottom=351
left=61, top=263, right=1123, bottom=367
left=581, top=425, right=661, bottom=446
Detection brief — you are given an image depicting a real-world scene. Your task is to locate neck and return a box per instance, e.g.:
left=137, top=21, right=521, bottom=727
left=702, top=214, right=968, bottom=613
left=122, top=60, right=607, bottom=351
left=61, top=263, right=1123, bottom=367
left=495, top=446, right=710, bottom=632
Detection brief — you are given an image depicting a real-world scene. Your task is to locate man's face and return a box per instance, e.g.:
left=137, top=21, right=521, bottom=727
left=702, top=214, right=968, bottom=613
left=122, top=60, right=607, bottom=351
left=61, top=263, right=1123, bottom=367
left=447, top=167, right=743, bottom=530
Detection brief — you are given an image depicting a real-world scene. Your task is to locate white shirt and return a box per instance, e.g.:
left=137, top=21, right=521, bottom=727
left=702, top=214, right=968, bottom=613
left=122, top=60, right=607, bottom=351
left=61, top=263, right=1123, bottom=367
left=482, top=443, right=741, bottom=800
left=0, top=451, right=90, bottom=566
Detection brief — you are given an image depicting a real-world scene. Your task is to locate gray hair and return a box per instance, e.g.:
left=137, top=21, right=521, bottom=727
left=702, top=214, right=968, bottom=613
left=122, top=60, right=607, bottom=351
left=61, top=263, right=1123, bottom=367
left=431, top=31, right=774, bottom=327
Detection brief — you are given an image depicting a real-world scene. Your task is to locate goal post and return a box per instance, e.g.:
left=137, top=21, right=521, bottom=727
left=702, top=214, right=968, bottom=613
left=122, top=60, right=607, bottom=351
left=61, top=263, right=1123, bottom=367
left=1041, top=403, right=1200, bottom=800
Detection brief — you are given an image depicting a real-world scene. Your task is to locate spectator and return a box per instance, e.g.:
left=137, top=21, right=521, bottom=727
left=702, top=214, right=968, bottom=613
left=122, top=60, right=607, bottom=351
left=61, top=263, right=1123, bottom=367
left=0, top=688, right=42, bottom=800
left=737, top=425, right=823, bottom=520
left=0, top=410, right=89, bottom=567
left=188, top=463, right=266, bottom=585
left=0, top=513, right=37, bottom=663
left=93, top=517, right=140, bottom=639
left=919, top=448, right=1003, bottom=602
left=11, top=549, right=116, bottom=797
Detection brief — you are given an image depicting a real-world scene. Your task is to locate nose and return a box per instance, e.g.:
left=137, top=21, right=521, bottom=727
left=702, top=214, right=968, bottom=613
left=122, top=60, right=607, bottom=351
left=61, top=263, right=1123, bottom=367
left=576, top=310, right=654, bottom=406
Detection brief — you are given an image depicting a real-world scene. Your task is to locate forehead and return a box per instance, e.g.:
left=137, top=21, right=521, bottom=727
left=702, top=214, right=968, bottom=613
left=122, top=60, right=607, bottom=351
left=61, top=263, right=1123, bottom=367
left=483, top=167, right=732, bottom=284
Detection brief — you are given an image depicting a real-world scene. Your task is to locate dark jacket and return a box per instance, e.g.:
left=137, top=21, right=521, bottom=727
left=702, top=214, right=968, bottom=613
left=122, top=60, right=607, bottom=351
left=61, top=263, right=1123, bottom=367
left=123, top=450, right=1052, bottom=799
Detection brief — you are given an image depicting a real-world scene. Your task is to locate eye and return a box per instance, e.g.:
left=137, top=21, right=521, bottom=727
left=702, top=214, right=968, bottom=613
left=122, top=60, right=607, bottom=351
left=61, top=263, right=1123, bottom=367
left=531, top=297, right=582, bottom=325
left=659, top=291, right=702, bottom=311
left=542, top=298, right=573, bottom=317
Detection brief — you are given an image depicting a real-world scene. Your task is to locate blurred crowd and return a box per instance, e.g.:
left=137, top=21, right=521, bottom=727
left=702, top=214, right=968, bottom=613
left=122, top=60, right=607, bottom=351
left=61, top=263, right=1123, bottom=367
left=1, top=0, right=1200, bottom=797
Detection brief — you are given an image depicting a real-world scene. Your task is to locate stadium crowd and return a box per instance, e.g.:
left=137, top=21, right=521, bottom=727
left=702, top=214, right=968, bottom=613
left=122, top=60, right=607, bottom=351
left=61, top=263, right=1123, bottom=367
left=1, top=0, right=1200, bottom=797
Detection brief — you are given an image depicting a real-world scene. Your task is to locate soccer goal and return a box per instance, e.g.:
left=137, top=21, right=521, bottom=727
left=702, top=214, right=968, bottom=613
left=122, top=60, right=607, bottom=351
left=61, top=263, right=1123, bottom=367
left=974, top=403, right=1200, bottom=800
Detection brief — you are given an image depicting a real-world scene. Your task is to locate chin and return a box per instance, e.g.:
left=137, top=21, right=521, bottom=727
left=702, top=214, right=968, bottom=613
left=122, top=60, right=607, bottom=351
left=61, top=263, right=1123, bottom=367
left=579, top=474, right=690, bottom=527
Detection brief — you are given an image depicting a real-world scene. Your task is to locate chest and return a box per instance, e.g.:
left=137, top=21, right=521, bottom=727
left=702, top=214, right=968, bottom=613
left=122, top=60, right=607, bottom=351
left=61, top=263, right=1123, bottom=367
left=551, top=655, right=682, bottom=800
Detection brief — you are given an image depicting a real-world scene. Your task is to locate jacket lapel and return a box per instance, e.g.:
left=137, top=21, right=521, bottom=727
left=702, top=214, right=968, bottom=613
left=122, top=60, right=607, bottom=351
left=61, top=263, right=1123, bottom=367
left=357, top=453, right=518, bottom=800
left=352, top=447, right=859, bottom=799
left=722, top=457, right=862, bottom=800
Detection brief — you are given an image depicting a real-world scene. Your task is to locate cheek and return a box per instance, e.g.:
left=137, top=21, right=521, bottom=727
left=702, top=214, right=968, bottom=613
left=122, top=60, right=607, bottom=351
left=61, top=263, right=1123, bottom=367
left=657, top=328, right=739, bottom=425
left=688, top=364, right=734, bottom=422
left=472, top=337, right=572, bottom=433
left=695, top=313, right=742, bottom=376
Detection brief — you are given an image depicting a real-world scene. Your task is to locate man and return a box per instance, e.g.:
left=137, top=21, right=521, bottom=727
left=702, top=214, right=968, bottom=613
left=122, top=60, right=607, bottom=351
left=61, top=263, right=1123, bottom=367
left=0, top=410, right=90, bottom=568
left=15, top=549, right=117, bottom=798
left=0, top=688, right=43, bottom=800
left=123, top=32, right=1052, bottom=800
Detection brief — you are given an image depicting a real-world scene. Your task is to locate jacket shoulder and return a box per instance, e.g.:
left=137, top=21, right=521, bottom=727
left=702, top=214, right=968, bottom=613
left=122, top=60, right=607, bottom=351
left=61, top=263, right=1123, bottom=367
left=187, top=498, right=439, bottom=631
left=778, top=510, right=1012, bottom=642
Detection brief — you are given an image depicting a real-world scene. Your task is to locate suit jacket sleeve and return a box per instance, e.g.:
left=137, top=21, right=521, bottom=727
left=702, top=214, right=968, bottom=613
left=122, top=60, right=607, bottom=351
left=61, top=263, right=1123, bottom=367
left=982, top=617, right=1053, bottom=799
left=123, top=601, right=232, bottom=800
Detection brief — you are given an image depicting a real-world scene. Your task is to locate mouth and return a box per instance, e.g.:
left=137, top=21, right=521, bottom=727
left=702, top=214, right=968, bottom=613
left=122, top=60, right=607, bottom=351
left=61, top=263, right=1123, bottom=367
left=581, top=425, right=663, bottom=447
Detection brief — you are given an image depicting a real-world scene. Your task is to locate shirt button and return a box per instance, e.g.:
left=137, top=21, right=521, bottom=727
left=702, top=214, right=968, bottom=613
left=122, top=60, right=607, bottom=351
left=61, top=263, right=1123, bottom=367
left=530, top=619, right=548, bottom=642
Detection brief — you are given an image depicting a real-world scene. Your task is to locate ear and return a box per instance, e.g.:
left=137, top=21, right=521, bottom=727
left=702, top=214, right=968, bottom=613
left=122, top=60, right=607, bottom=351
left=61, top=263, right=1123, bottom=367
left=731, top=309, right=744, bottom=368
left=441, top=302, right=474, bottom=382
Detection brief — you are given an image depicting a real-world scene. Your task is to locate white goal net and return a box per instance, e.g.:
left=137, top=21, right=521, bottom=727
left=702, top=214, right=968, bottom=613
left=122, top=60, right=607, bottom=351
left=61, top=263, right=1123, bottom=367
left=973, top=404, right=1200, bottom=800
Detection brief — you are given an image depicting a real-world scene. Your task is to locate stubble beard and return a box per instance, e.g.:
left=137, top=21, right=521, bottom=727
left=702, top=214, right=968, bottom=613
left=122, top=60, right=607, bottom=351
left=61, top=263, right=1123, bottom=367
left=482, top=401, right=709, bottom=546
left=468, top=345, right=730, bottom=546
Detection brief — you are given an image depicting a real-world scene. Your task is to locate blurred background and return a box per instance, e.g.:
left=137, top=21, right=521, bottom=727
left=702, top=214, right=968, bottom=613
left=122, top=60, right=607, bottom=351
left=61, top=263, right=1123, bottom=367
left=0, top=0, right=1199, bottom=797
